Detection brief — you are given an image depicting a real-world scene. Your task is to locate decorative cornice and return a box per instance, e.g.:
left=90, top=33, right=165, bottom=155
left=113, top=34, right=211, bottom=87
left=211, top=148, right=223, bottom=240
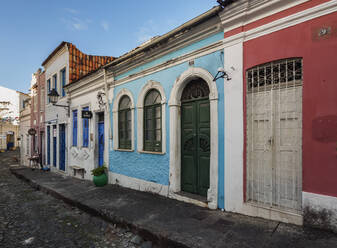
left=43, top=45, right=68, bottom=69
left=113, top=39, right=223, bottom=87
left=109, top=15, right=222, bottom=78
left=66, top=69, right=104, bottom=93
left=219, top=0, right=310, bottom=33
left=222, top=0, right=337, bottom=45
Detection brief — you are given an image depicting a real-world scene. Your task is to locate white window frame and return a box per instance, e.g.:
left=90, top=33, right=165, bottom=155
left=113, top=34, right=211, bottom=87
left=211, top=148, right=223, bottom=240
left=137, top=80, right=166, bottom=154
left=112, top=88, right=135, bottom=151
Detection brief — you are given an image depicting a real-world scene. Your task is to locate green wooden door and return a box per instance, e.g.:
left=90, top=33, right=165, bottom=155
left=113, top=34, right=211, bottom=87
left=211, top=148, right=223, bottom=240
left=181, top=98, right=210, bottom=197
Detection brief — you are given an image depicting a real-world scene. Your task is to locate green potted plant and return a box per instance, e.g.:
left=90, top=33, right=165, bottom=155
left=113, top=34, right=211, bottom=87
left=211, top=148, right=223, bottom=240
left=91, top=164, right=108, bottom=187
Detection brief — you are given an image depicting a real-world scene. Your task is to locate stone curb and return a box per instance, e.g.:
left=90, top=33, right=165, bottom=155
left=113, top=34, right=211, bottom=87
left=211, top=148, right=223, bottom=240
left=10, top=168, right=189, bottom=248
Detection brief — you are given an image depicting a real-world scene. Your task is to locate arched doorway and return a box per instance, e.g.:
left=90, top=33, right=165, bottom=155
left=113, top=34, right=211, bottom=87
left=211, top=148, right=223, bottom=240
left=169, top=67, right=218, bottom=209
left=180, top=79, right=210, bottom=197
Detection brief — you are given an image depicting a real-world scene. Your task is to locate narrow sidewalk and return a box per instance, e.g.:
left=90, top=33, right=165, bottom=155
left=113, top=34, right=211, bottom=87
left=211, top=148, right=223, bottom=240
left=10, top=167, right=337, bottom=248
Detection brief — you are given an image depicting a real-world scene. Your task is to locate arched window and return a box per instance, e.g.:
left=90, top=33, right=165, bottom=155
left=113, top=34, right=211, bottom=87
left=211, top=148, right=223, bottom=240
left=118, top=96, right=131, bottom=149
left=144, top=89, right=162, bottom=152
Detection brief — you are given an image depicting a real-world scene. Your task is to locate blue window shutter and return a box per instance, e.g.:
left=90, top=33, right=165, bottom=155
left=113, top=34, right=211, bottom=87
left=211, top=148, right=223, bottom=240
left=73, top=110, right=77, bottom=146
left=54, top=75, right=57, bottom=90
left=62, top=69, right=66, bottom=97
left=47, top=126, right=50, bottom=165
left=47, top=79, right=51, bottom=103
left=82, top=107, right=89, bottom=147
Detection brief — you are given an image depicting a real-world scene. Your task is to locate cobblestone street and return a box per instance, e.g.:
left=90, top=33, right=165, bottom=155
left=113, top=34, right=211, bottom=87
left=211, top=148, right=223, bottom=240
left=0, top=150, right=151, bottom=248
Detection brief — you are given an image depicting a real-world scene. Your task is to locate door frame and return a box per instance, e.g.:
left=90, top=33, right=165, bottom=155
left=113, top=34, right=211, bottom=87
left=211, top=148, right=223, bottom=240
left=59, top=124, right=66, bottom=171
left=97, top=112, right=104, bottom=167
left=168, top=67, right=219, bottom=209
left=181, top=97, right=211, bottom=197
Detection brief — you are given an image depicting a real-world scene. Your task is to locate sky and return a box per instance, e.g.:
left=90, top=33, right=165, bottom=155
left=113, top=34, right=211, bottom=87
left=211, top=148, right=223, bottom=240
left=0, top=0, right=217, bottom=93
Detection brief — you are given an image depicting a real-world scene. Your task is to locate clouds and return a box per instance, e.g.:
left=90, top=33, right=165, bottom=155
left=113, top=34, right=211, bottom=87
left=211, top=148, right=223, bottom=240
left=61, top=8, right=109, bottom=32
left=64, top=8, right=78, bottom=14
left=136, top=20, right=157, bottom=44
left=101, top=21, right=109, bottom=31
left=135, top=19, right=181, bottom=45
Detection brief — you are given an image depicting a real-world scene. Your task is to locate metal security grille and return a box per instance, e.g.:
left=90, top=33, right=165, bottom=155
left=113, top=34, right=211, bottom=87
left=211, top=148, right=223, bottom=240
left=246, top=58, right=303, bottom=212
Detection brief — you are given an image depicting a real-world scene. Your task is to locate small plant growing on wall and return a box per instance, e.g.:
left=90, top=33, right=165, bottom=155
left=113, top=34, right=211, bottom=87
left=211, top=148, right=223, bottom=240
left=91, top=164, right=108, bottom=186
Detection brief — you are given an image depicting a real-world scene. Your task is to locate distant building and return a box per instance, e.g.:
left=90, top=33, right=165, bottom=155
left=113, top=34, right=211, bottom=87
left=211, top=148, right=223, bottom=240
left=30, top=68, right=46, bottom=164
left=19, top=94, right=31, bottom=165
left=0, top=86, right=23, bottom=150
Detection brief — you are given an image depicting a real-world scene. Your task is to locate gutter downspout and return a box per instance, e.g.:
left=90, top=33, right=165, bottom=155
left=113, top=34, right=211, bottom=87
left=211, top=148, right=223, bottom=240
left=103, top=68, right=115, bottom=146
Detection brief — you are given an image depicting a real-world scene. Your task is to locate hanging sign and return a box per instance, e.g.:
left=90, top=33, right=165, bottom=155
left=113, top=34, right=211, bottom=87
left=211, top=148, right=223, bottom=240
left=28, top=128, right=36, bottom=136
left=82, top=110, right=92, bottom=119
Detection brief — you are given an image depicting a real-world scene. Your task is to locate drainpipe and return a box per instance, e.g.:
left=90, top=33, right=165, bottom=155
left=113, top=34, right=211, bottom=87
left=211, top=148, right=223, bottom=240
left=104, top=69, right=115, bottom=177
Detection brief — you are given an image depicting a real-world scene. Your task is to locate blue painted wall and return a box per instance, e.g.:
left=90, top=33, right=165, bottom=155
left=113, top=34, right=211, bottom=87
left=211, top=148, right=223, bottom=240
left=109, top=31, right=225, bottom=207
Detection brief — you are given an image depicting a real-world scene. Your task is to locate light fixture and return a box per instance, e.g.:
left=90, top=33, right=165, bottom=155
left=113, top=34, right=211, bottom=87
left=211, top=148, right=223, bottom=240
left=48, top=88, right=59, bottom=104
left=97, top=91, right=106, bottom=109
left=47, top=89, right=70, bottom=115
left=213, top=67, right=231, bottom=81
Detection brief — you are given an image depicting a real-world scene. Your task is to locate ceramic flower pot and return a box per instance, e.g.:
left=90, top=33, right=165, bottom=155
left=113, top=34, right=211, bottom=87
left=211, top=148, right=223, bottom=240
left=93, top=173, right=108, bottom=187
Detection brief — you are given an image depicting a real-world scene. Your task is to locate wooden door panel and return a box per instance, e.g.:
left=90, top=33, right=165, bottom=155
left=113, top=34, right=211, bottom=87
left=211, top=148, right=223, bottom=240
left=198, top=155, right=210, bottom=196
left=181, top=98, right=210, bottom=197
left=181, top=155, right=196, bottom=193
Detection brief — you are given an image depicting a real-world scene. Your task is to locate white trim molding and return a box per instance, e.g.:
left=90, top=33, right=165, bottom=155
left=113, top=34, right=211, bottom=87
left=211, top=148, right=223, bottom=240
left=112, top=88, right=135, bottom=151
left=222, top=0, right=337, bottom=46
left=137, top=80, right=167, bottom=154
left=223, top=42, right=303, bottom=225
left=168, top=67, right=219, bottom=209
left=303, top=192, right=337, bottom=232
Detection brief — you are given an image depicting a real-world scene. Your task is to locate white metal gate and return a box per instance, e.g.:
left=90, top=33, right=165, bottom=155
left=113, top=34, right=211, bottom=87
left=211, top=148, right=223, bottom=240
left=246, top=58, right=302, bottom=212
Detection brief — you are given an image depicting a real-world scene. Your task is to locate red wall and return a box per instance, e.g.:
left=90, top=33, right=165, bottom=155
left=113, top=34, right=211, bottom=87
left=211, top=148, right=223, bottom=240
left=243, top=12, right=337, bottom=197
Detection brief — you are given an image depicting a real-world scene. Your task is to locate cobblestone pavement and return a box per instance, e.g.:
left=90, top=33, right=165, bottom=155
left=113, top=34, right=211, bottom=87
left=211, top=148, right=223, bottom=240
left=0, top=150, right=152, bottom=248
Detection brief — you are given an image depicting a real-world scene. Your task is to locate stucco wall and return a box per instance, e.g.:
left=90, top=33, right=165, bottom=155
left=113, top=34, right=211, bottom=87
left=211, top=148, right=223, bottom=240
left=243, top=12, right=337, bottom=199
left=68, top=83, right=108, bottom=180
left=109, top=32, right=225, bottom=206
left=45, top=49, right=69, bottom=172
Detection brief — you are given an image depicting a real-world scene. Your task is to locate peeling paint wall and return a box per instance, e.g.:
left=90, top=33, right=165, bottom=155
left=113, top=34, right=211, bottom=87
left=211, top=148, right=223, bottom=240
left=243, top=11, right=337, bottom=199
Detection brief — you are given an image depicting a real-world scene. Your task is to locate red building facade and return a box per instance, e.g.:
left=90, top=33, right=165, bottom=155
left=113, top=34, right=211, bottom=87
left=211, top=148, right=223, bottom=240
left=30, top=69, right=45, bottom=163
left=221, top=0, right=337, bottom=231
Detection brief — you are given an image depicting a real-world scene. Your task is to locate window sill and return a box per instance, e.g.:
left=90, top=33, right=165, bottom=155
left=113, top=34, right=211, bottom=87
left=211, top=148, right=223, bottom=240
left=138, top=150, right=165, bottom=155
left=115, top=148, right=134, bottom=152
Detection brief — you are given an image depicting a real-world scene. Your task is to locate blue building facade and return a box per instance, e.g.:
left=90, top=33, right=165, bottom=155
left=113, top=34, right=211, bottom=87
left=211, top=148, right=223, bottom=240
left=107, top=10, right=225, bottom=209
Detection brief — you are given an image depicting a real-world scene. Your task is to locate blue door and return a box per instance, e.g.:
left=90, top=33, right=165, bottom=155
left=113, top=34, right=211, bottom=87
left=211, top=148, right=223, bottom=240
left=98, top=122, right=104, bottom=167
left=47, top=126, right=50, bottom=165
left=53, top=125, right=57, bottom=167
left=59, top=124, right=66, bottom=171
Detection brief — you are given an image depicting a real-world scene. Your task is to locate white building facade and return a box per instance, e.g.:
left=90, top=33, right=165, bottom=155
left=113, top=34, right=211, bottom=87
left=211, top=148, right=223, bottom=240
left=43, top=44, right=70, bottom=172
left=64, top=70, right=110, bottom=180
left=19, top=95, right=31, bottom=166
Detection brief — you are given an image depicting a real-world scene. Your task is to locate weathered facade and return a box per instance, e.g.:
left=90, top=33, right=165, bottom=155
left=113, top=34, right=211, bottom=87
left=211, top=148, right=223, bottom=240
left=42, top=42, right=114, bottom=173
left=0, top=86, right=22, bottom=151
left=19, top=94, right=31, bottom=166
left=66, top=7, right=225, bottom=209
left=15, top=0, right=336, bottom=233
left=30, top=69, right=45, bottom=163
left=220, top=0, right=337, bottom=230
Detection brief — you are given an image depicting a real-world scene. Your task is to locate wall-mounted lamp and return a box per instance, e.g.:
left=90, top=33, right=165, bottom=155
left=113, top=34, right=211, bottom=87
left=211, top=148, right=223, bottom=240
left=213, top=67, right=231, bottom=82
left=47, top=89, right=70, bottom=115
